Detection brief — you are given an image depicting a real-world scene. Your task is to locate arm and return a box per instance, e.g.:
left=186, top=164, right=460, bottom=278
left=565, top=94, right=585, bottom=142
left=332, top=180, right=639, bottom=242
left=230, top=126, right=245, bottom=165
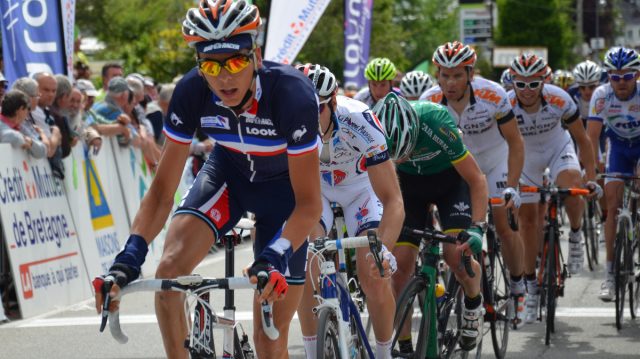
left=586, top=119, right=603, bottom=168
left=367, top=159, right=404, bottom=249
left=280, top=150, right=322, bottom=251
left=48, top=125, right=61, bottom=157
left=93, top=123, right=130, bottom=138
left=129, top=140, right=191, bottom=242
left=0, top=128, right=27, bottom=148
left=567, top=119, right=596, bottom=182
left=27, top=136, right=47, bottom=159
left=452, top=153, right=488, bottom=223
left=498, top=119, right=525, bottom=188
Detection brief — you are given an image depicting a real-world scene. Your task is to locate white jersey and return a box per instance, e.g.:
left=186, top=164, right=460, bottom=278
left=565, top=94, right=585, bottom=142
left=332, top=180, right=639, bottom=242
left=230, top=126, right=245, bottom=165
left=319, top=95, right=390, bottom=187
left=588, top=83, right=640, bottom=144
left=508, top=84, right=579, bottom=150
left=420, top=77, right=514, bottom=172
left=353, top=87, right=402, bottom=109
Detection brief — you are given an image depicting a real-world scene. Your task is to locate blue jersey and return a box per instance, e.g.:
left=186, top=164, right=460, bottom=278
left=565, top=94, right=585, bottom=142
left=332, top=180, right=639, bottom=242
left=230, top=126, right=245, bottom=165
left=164, top=61, right=319, bottom=182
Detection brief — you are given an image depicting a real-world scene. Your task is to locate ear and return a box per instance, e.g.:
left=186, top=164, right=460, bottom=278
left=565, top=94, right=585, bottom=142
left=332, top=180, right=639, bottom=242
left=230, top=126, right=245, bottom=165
left=254, top=47, right=263, bottom=68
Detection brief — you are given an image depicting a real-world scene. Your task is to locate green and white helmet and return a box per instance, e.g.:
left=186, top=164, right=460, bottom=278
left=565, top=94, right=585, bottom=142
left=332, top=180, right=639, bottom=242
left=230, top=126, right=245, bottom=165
left=365, top=58, right=397, bottom=81
left=372, top=93, right=419, bottom=161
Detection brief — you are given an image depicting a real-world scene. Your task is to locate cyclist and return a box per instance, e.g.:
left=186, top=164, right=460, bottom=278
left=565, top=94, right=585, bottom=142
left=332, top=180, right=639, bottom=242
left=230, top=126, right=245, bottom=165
left=585, top=47, right=640, bottom=301
left=400, top=70, right=434, bottom=100
left=294, top=64, right=404, bottom=359
left=374, top=93, right=489, bottom=353
left=92, top=1, right=322, bottom=358
left=500, top=68, right=514, bottom=91
left=421, top=41, right=527, bottom=325
left=553, top=69, right=575, bottom=92
left=354, top=57, right=401, bottom=108
left=508, top=53, right=601, bottom=323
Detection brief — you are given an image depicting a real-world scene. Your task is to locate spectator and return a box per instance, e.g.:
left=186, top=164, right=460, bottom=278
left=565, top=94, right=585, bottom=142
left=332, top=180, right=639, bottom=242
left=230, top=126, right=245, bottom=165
left=0, top=90, right=46, bottom=158
left=0, top=72, right=8, bottom=103
left=144, top=76, right=158, bottom=101
left=126, top=76, right=161, bottom=167
left=68, top=87, right=102, bottom=154
left=32, top=73, right=63, bottom=158
left=12, top=77, right=51, bottom=156
left=75, top=79, right=98, bottom=110
left=74, top=61, right=92, bottom=80
left=90, top=77, right=134, bottom=146
left=145, top=83, right=175, bottom=143
left=96, top=62, right=123, bottom=101
left=50, top=74, right=75, bottom=158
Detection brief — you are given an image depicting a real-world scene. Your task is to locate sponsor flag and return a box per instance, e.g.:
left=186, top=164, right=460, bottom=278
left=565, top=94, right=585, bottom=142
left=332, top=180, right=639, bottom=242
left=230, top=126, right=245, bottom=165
left=343, top=0, right=373, bottom=89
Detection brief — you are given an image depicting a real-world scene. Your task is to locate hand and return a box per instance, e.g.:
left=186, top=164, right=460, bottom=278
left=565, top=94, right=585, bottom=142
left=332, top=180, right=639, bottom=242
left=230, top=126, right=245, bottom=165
left=92, top=276, right=121, bottom=314
left=247, top=261, right=288, bottom=303
left=21, top=135, right=33, bottom=150
left=586, top=180, right=603, bottom=199
left=90, top=137, right=102, bottom=155
left=116, top=114, right=131, bottom=125
left=502, top=187, right=521, bottom=209
left=460, top=226, right=483, bottom=256
left=366, top=243, right=397, bottom=278
left=120, top=124, right=131, bottom=140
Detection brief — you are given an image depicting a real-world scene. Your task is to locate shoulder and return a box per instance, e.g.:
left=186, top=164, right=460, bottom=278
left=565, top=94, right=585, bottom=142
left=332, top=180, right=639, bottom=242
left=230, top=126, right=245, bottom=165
left=260, top=61, right=317, bottom=106
left=420, top=85, right=443, bottom=102
left=354, top=87, right=369, bottom=101
left=472, top=78, right=509, bottom=105
left=172, top=68, right=209, bottom=103
left=542, top=84, right=574, bottom=110
left=412, top=100, right=451, bottom=124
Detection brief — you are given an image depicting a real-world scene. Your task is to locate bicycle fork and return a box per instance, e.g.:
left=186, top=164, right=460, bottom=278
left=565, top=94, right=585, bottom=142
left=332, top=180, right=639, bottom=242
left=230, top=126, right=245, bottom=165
left=319, top=261, right=353, bottom=359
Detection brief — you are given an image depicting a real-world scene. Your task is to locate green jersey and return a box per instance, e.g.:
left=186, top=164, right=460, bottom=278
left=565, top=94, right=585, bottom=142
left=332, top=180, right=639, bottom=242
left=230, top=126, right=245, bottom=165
left=397, top=101, right=469, bottom=176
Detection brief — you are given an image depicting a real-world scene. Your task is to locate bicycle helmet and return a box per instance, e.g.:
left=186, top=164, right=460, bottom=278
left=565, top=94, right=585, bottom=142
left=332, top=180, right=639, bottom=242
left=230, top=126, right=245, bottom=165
left=603, top=47, right=640, bottom=71
left=364, top=58, right=397, bottom=81
left=500, top=69, right=513, bottom=90
left=552, top=69, right=575, bottom=89
left=372, top=93, right=419, bottom=161
left=182, top=0, right=261, bottom=49
left=432, top=41, right=477, bottom=69
left=573, top=60, right=602, bottom=85
left=400, top=71, right=434, bottom=98
left=509, top=53, right=548, bottom=78
left=295, top=63, right=337, bottom=98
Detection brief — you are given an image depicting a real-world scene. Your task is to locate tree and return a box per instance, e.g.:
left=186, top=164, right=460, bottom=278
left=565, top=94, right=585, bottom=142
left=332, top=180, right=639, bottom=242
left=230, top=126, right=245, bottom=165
left=495, top=0, right=578, bottom=69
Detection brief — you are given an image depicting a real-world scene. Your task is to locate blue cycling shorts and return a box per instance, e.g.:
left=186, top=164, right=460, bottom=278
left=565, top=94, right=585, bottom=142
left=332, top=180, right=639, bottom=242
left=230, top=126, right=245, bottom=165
left=174, top=146, right=308, bottom=285
left=606, top=142, right=640, bottom=181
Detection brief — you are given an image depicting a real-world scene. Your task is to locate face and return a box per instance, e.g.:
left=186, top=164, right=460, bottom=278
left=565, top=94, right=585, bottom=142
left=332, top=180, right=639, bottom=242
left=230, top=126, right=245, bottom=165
left=513, top=75, right=544, bottom=107
left=84, top=95, right=95, bottom=111
left=68, top=89, right=84, bottom=116
left=578, top=83, right=598, bottom=101
left=609, top=70, right=639, bottom=100
left=198, top=48, right=261, bottom=108
left=437, top=67, right=471, bottom=100
left=15, top=105, right=30, bottom=124
left=104, top=67, right=123, bottom=89
left=37, top=76, right=57, bottom=107
left=369, top=80, right=393, bottom=102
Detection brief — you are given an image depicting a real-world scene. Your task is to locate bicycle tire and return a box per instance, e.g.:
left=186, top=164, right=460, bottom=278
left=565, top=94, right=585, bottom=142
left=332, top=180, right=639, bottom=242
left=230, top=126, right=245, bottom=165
left=316, top=307, right=341, bottom=359
left=490, top=251, right=511, bottom=359
left=592, top=200, right=602, bottom=266
left=440, top=278, right=462, bottom=359
left=582, top=204, right=596, bottom=271
left=348, top=310, right=369, bottom=359
left=391, top=276, right=427, bottom=359
left=544, top=230, right=558, bottom=346
left=615, top=217, right=629, bottom=330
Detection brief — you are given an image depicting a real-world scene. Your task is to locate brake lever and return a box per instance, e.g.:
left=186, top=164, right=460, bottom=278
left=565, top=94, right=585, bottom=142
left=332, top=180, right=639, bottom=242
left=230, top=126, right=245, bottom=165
left=456, top=231, right=475, bottom=278
left=99, top=276, right=115, bottom=332
left=367, top=230, right=385, bottom=277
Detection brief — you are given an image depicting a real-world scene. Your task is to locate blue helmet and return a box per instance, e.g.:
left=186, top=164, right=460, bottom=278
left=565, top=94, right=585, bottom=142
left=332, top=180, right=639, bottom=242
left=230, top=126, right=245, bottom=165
left=500, top=69, right=513, bottom=89
left=603, top=47, right=640, bottom=71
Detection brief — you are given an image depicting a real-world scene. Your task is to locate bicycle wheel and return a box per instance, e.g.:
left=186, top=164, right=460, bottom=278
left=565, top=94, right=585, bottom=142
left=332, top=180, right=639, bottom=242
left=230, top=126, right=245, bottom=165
left=544, top=230, right=558, bottom=346
left=615, top=217, right=630, bottom=330
left=317, top=307, right=340, bottom=359
left=391, top=276, right=427, bottom=358
left=349, top=310, right=370, bottom=359
left=234, top=328, right=254, bottom=359
left=582, top=203, right=596, bottom=271
left=630, top=235, right=640, bottom=319
left=440, top=278, right=462, bottom=359
left=490, top=251, right=512, bottom=359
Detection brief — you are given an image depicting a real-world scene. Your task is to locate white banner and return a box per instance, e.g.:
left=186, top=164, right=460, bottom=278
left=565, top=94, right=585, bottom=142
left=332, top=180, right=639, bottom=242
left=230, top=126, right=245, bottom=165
left=264, top=0, right=332, bottom=64
left=0, top=144, right=91, bottom=317
left=493, top=46, right=549, bottom=68
left=61, top=0, right=76, bottom=77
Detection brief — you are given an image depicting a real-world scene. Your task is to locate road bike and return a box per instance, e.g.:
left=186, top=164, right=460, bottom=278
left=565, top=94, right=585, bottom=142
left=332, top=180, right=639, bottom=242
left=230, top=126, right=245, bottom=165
left=582, top=196, right=602, bottom=271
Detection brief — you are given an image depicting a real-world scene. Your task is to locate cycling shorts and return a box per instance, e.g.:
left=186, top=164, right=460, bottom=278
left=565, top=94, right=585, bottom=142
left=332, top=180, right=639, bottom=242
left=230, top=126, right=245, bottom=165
left=319, top=179, right=382, bottom=237
left=174, top=147, right=308, bottom=285
left=396, top=167, right=472, bottom=249
left=520, top=140, right=581, bottom=204
left=485, top=160, right=509, bottom=200
left=605, top=142, right=640, bottom=184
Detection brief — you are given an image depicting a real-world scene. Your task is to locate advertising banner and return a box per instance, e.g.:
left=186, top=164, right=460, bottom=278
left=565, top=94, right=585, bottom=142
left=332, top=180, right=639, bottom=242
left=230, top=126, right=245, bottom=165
left=343, top=0, right=373, bottom=90
left=0, top=0, right=67, bottom=83
left=264, top=0, right=331, bottom=64
left=0, top=144, right=91, bottom=317
left=61, top=0, right=76, bottom=78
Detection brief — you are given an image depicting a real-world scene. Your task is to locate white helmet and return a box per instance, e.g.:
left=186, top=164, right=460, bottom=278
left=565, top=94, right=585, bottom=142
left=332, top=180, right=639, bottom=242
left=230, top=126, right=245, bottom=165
left=182, top=0, right=261, bottom=47
left=432, top=41, right=477, bottom=69
left=400, top=71, right=434, bottom=98
left=510, top=53, right=548, bottom=78
left=295, top=63, right=338, bottom=98
left=573, top=60, right=601, bottom=85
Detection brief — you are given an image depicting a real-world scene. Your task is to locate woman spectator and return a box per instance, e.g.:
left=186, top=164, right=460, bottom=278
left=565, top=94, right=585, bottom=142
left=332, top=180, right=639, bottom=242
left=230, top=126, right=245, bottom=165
left=0, top=90, right=47, bottom=158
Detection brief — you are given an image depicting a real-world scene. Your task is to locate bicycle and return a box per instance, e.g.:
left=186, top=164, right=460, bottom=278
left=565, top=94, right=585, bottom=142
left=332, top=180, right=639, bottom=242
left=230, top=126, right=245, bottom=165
left=308, top=231, right=384, bottom=359
left=582, top=196, right=602, bottom=271
left=391, top=226, right=474, bottom=359
left=599, top=173, right=640, bottom=330
left=99, top=218, right=272, bottom=358
left=520, top=185, right=590, bottom=345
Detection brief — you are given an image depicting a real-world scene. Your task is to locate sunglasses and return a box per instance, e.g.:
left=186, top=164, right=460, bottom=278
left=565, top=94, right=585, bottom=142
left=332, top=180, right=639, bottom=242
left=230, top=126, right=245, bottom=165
left=514, top=80, right=542, bottom=90
left=609, top=72, right=636, bottom=82
left=197, top=52, right=253, bottom=77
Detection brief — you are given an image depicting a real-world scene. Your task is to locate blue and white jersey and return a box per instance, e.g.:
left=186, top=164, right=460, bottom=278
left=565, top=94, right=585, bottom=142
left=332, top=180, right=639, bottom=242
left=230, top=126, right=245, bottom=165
left=164, top=61, right=319, bottom=182
left=588, top=83, right=640, bottom=146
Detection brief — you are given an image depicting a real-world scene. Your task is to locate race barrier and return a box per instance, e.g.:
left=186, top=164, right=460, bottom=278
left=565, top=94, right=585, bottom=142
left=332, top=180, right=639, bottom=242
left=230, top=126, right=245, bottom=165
left=0, top=139, right=174, bottom=318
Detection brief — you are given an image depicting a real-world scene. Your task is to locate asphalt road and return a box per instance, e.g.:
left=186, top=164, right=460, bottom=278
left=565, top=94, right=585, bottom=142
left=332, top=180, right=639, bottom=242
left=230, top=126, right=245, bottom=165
left=1, top=230, right=640, bottom=359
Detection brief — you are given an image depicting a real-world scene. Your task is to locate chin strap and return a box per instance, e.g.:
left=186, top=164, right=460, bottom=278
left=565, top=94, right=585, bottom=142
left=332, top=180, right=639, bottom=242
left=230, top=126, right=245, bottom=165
left=230, top=69, right=258, bottom=113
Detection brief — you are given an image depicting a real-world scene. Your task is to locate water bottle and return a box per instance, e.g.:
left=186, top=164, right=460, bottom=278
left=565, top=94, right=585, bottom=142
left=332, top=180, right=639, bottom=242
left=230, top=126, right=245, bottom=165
left=484, top=252, right=493, bottom=284
left=435, top=283, right=446, bottom=304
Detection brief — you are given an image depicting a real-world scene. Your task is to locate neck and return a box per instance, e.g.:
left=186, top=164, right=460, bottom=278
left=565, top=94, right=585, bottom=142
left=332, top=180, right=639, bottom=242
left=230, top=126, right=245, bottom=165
left=449, top=85, right=471, bottom=106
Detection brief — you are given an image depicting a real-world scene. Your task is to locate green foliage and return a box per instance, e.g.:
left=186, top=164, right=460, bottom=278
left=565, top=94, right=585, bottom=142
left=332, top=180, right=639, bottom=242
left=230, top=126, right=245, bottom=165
left=495, top=0, right=578, bottom=70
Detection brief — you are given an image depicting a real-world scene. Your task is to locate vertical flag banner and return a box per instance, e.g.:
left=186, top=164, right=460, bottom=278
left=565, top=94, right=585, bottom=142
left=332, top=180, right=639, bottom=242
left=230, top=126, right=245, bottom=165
left=344, top=0, right=373, bottom=90
left=1, top=0, right=67, bottom=83
left=264, top=0, right=331, bottom=64
left=61, top=0, right=76, bottom=78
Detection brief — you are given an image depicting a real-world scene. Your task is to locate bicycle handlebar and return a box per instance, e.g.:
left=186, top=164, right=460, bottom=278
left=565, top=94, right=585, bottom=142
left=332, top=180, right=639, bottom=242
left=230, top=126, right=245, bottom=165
left=520, top=186, right=590, bottom=196
left=309, top=230, right=385, bottom=277
left=401, top=227, right=475, bottom=278
left=101, top=275, right=279, bottom=344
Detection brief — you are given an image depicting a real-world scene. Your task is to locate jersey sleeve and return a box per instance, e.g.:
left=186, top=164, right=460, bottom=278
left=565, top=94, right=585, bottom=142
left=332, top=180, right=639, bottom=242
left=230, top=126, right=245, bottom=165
left=424, top=103, right=469, bottom=163
left=276, top=75, right=319, bottom=156
left=587, top=86, right=607, bottom=123
left=559, top=90, right=580, bottom=125
left=359, top=110, right=390, bottom=167
left=163, top=75, right=198, bottom=145
left=494, top=86, right=515, bottom=124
